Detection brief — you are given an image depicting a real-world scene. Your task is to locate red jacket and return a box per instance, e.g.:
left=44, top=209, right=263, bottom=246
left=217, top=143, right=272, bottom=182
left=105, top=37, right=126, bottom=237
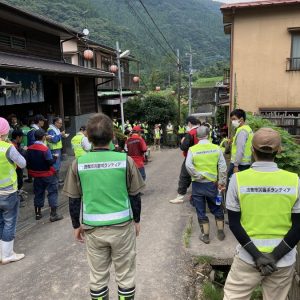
left=183, top=127, right=199, bottom=157
left=126, top=134, right=147, bottom=168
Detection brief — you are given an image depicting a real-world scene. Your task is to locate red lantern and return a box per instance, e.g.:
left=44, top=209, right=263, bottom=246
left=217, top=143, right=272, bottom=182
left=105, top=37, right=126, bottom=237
left=133, top=76, right=140, bottom=83
left=155, top=86, right=161, bottom=91
left=83, top=49, right=94, bottom=61
left=110, top=65, right=118, bottom=73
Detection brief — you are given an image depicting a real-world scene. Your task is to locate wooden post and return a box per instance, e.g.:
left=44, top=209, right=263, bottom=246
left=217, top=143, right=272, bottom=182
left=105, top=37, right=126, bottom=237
left=74, top=77, right=81, bottom=115
left=58, top=80, right=64, bottom=123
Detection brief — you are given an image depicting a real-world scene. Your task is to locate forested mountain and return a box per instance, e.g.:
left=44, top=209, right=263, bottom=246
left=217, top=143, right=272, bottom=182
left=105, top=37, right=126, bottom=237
left=5, top=0, right=228, bottom=76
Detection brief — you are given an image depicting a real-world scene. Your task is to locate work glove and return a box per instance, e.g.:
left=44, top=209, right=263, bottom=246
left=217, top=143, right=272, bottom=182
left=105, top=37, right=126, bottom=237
left=243, top=241, right=277, bottom=276
left=255, top=254, right=278, bottom=276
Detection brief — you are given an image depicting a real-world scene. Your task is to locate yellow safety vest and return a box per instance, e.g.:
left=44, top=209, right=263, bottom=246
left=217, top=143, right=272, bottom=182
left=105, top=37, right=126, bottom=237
left=189, top=142, right=220, bottom=182
left=236, top=168, right=298, bottom=253
left=71, top=133, right=87, bottom=158
left=47, top=128, right=63, bottom=150
left=231, top=124, right=253, bottom=164
left=155, top=129, right=161, bottom=139
left=178, top=126, right=185, bottom=134
left=0, top=141, right=17, bottom=190
left=220, top=138, right=229, bottom=153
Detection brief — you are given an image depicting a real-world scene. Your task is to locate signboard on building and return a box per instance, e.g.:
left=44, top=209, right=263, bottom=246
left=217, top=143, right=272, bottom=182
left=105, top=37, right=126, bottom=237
left=0, top=71, right=44, bottom=106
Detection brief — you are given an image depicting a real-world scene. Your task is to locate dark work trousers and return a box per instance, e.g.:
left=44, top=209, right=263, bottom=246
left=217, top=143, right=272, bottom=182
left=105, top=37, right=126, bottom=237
left=177, top=158, right=191, bottom=195
left=138, top=167, right=146, bottom=181
left=33, top=176, right=58, bottom=208
left=192, top=181, right=224, bottom=223
left=227, top=163, right=251, bottom=191
left=16, top=168, right=23, bottom=190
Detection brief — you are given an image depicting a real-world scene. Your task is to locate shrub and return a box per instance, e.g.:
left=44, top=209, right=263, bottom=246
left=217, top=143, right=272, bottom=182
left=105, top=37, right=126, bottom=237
left=246, top=114, right=300, bottom=175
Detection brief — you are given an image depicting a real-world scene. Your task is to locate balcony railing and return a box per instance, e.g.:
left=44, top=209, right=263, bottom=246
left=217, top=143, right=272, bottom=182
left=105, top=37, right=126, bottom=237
left=97, top=73, right=140, bottom=91
left=286, top=57, right=300, bottom=71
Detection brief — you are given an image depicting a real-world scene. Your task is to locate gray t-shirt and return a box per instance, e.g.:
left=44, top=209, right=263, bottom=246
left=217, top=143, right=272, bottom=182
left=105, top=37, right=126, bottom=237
left=226, top=161, right=300, bottom=267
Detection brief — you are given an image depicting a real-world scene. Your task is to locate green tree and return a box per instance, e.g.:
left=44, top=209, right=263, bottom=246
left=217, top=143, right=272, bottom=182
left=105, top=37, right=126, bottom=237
left=124, top=97, right=143, bottom=122
left=247, top=114, right=300, bottom=175
left=141, top=93, right=177, bottom=126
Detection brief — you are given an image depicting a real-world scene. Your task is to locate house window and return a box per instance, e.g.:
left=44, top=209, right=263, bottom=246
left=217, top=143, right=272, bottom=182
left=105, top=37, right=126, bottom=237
left=0, top=33, right=26, bottom=50
left=64, top=55, right=72, bottom=64
left=290, top=33, right=300, bottom=70
left=101, top=56, right=111, bottom=71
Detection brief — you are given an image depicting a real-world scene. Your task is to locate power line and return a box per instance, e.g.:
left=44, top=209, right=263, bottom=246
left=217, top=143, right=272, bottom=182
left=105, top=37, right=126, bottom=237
left=125, top=0, right=178, bottom=64
left=136, top=0, right=177, bottom=58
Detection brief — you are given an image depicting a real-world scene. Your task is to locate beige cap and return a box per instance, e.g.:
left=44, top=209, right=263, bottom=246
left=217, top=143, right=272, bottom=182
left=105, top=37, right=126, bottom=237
left=252, top=127, right=281, bottom=153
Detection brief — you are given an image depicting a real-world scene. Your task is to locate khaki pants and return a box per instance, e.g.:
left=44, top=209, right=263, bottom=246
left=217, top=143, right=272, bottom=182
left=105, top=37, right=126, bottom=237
left=224, top=256, right=294, bottom=300
left=85, top=222, right=136, bottom=292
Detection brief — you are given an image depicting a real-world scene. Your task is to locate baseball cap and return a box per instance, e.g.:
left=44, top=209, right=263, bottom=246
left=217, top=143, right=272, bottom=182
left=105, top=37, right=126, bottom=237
left=34, top=129, right=47, bottom=140
left=34, top=114, right=47, bottom=122
left=132, top=126, right=142, bottom=132
left=252, top=127, right=281, bottom=153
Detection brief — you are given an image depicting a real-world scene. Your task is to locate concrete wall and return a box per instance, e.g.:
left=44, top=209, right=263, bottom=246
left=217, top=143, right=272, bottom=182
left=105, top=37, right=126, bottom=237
left=231, top=6, right=300, bottom=113
left=63, top=40, right=78, bottom=52
left=192, top=87, right=216, bottom=114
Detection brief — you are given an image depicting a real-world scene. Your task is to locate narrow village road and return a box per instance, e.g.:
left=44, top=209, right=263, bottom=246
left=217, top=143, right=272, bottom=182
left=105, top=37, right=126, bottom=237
left=0, top=149, right=192, bottom=300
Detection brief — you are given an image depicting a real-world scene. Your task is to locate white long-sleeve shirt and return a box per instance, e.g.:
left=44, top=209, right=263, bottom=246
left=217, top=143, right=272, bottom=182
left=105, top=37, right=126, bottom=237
left=185, top=139, right=227, bottom=185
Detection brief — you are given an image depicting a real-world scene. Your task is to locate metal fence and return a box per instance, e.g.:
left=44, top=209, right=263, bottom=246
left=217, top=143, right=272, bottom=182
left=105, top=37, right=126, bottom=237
left=260, top=113, right=300, bottom=137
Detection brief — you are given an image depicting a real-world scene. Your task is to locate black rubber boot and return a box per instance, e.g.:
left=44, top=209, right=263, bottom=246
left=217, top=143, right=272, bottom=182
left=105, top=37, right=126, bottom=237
left=216, top=219, right=225, bottom=241
left=50, top=207, right=63, bottom=222
left=118, top=287, right=135, bottom=300
left=35, top=207, right=42, bottom=220
left=90, top=287, right=109, bottom=300
left=198, top=220, right=210, bottom=244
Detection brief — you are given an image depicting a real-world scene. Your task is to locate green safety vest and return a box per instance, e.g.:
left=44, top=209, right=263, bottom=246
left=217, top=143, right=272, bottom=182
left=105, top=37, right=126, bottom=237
left=78, top=151, right=132, bottom=227
left=20, top=126, right=30, bottom=147
left=236, top=168, right=298, bottom=253
left=47, top=127, right=63, bottom=150
left=231, top=125, right=253, bottom=164
left=0, top=141, right=17, bottom=190
left=189, top=142, right=220, bottom=182
left=178, top=126, right=185, bottom=134
left=71, top=133, right=87, bottom=158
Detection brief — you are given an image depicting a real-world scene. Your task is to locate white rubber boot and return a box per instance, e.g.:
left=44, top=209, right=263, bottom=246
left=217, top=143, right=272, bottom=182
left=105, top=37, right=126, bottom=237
left=2, top=240, right=25, bottom=265
left=169, top=194, right=185, bottom=204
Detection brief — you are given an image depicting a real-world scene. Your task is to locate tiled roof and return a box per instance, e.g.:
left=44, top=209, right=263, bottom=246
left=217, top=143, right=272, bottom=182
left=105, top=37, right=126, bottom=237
left=221, top=0, right=300, bottom=11
left=0, top=52, right=114, bottom=78
left=0, top=0, right=79, bottom=37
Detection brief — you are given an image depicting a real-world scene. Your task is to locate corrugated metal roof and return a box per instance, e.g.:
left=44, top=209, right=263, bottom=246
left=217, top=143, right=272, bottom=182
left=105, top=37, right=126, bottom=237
left=0, top=52, right=114, bottom=78
left=221, top=0, right=300, bottom=11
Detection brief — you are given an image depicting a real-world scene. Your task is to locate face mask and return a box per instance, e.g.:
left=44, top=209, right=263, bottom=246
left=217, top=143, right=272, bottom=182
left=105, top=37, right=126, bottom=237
left=232, top=120, right=240, bottom=128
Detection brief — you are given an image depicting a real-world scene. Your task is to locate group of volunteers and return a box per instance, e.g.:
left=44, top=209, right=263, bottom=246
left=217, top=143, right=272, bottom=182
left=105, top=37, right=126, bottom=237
left=169, top=109, right=300, bottom=300
left=1, top=106, right=300, bottom=300
left=0, top=114, right=66, bottom=265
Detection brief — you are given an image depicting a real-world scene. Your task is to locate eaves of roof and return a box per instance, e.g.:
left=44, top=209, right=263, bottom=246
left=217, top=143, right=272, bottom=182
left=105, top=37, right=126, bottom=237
left=0, top=52, right=114, bottom=78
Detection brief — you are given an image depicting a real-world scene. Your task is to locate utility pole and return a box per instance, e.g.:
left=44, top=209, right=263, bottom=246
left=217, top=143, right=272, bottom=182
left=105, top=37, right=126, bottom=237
left=186, top=48, right=193, bottom=115
left=116, top=41, right=125, bottom=132
left=177, top=49, right=181, bottom=124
